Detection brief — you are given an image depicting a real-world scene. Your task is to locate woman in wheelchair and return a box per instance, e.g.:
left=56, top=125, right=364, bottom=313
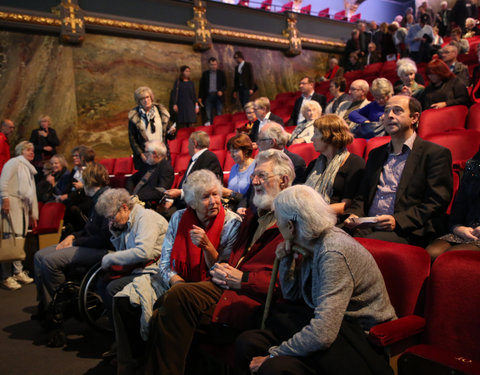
left=112, top=170, right=242, bottom=375
left=33, top=162, right=112, bottom=324
left=94, top=188, right=168, bottom=324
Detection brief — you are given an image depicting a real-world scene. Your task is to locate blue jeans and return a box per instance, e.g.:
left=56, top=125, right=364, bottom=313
left=204, top=93, right=223, bottom=123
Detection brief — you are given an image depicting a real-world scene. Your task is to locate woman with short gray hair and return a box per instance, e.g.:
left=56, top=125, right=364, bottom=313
left=348, top=78, right=394, bottom=138
left=236, top=185, right=396, bottom=375
left=395, top=58, right=424, bottom=99
left=0, top=141, right=38, bottom=290
left=113, top=170, right=241, bottom=374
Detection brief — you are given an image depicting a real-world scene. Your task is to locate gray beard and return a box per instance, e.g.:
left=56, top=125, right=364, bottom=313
left=253, top=191, right=275, bottom=211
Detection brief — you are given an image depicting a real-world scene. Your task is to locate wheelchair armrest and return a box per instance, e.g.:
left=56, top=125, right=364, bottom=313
left=369, top=315, right=426, bottom=347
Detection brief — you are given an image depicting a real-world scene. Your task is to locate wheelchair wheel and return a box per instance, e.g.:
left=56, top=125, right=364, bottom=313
left=78, top=262, right=113, bottom=334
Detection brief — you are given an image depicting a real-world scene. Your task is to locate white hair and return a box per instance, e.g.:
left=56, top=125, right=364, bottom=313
left=96, top=188, right=134, bottom=218
left=255, top=149, right=295, bottom=187
left=300, top=101, right=322, bottom=120
left=145, top=140, right=167, bottom=158
left=273, top=185, right=336, bottom=240
left=397, top=58, right=418, bottom=76
left=261, top=122, right=290, bottom=148
left=183, top=170, right=222, bottom=210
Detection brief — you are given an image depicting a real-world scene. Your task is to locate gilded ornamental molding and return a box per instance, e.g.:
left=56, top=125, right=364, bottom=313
left=0, top=8, right=344, bottom=51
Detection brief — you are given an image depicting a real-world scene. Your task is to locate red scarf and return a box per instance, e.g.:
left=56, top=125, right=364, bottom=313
left=170, top=206, right=225, bottom=282
left=325, top=65, right=340, bottom=80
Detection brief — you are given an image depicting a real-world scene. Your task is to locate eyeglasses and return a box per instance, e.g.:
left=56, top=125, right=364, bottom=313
left=72, top=154, right=80, bottom=158
left=257, top=138, right=272, bottom=143
left=106, top=207, right=121, bottom=222
left=144, top=150, right=155, bottom=154
left=250, top=171, right=276, bottom=183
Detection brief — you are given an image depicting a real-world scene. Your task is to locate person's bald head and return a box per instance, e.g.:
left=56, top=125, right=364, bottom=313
left=1, top=119, right=15, bottom=136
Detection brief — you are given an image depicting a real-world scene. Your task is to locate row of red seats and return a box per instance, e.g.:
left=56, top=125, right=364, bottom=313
left=356, top=238, right=480, bottom=375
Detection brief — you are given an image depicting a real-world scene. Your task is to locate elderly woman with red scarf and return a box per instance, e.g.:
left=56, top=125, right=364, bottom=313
left=112, top=169, right=242, bottom=375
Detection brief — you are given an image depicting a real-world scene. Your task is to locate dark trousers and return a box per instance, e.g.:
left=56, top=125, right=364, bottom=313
left=204, top=93, right=223, bottom=123
left=235, top=303, right=392, bottom=375
left=144, top=280, right=223, bottom=375
left=238, top=87, right=251, bottom=108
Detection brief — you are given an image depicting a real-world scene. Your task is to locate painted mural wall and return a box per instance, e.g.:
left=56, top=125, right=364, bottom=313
left=0, top=30, right=332, bottom=160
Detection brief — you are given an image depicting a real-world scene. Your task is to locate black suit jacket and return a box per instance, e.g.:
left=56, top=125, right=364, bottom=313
left=199, top=69, right=227, bottom=101
left=29, top=127, right=60, bottom=162
left=234, top=61, right=255, bottom=91
left=347, top=136, right=453, bottom=242
left=249, top=113, right=285, bottom=143
left=178, top=149, right=223, bottom=189
left=286, top=93, right=327, bottom=126
left=284, top=149, right=306, bottom=185
left=126, top=158, right=174, bottom=202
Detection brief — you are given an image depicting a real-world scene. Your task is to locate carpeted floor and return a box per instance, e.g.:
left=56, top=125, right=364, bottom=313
left=0, top=283, right=116, bottom=375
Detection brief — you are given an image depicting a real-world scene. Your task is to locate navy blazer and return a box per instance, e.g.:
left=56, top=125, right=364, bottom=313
left=347, top=136, right=453, bottom=242
left=286, top=93, right=327, bottom=126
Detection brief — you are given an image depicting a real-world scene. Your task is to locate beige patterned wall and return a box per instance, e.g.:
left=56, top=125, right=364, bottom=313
left=0, top=30, right=332, bottom=160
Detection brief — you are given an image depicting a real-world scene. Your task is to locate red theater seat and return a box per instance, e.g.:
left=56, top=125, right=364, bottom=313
left=355, top=238, right=430, bottom=356
left=113, top=157, right=134, bottom=176
left=175, top=127, right=194, bottom=140
left=424, top=130, right=480, bottom=169
left=213, top=114, right=232, bottom=125
left=318, top=7, right=329, bottom=17
left=174, top=153, right=191, bottom=174
left=168, top=139, right=182, bottom=155
left=364, top=136, right=391, bottom=162
left=287, top=143, right=319, bottom=165
left=418, top=105, right=468, bottom=138
left=467, top=102, right=480, bottom=131
left=209, top=134, right=227, bottom=151
left=346, top=138, right=367, bottom=158
left=99, top=158, right=116, bottom=175
left=32, top=202, right=66, bottom=249
left=212, top=149, right=226, bottom=168
left=213, top=123, right=235, bottom=135
left=398, top=251, right=480, bottom=375
left=193, top=125, right=214, bottom=135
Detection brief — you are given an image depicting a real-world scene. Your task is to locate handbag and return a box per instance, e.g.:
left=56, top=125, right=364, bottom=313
left=0, top=212, right=26, bottom=263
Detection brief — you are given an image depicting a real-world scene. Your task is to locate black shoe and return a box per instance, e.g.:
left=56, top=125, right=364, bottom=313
left=46, top=326, right=67, bottom=348
left=102, top=342, right=117, bottom=360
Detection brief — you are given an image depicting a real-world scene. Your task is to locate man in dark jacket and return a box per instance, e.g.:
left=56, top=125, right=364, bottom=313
left=33, top=162, right=113, bottom=319
left=126, top=140, right=174, bottom=206
left=344, top=96, right=453, bottom=246
left=233, top=51, right=255, bottom=108
left=198, top=57, right=227, bottom=126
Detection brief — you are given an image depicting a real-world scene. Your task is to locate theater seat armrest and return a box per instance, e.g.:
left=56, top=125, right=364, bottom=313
left=369, top=315, right=426, bottom=347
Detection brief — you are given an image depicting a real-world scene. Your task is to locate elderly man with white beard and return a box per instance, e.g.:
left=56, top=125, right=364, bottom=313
left=144, top=149, right=295, bottom=375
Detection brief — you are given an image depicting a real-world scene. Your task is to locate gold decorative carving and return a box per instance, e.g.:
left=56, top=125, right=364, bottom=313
left=282, top=13, right=301, bottom=56
left=0, top=10, right=344, bottom=50
left=0, top=11, right=61, bottom=26
left=83, top=16, right=195, bottom=37
left=187, top=0, right=212, bottom=51
left=56, top=0, right=85, bottom=43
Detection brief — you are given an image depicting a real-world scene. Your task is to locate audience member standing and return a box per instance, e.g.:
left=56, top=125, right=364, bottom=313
left=451, top=0, right=477, bottom=32
left=128, top=86, right=170, bottom=170
left=29, top=115, right=60, bottom=169
left=198, top=57, right=227, bottom=126
left=0, top=141, right=37, bottom=290
left=436, top=1, right=451, bottom=37
left=170, top=65, right=199, bottom=128
left=233, top=51, right=255, bottom=108
left=0, top=119, right=14, bottom=174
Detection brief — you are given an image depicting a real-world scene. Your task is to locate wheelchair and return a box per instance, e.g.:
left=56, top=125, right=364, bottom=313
left=46, top=261, right=113, bottom=346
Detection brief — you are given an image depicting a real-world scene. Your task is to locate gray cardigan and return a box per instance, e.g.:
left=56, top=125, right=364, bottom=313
left=101, top=204, right=168, bottom=273
left=269, top=227, right=396, bottom=357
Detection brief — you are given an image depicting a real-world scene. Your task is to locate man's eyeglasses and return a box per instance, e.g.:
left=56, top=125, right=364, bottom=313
left=250, top=171, right=275, bottom=183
